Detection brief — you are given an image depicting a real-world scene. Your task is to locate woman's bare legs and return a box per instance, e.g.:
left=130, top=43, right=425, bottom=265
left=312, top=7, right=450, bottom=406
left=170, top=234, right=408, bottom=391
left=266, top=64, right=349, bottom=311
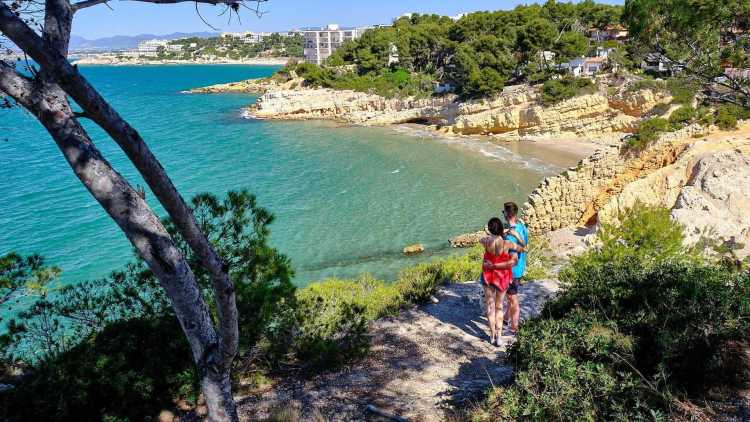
left=507, top=294, right=520, bottom=332
left=483, top=284, right=497, bottom=342
left=494, top=289, right=506, bottom=342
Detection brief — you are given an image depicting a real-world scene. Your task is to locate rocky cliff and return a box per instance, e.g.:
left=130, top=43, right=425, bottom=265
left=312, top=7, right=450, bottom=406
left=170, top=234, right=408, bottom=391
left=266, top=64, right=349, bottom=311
left=248, top=88, right=455, bottom=123
left=186, top=76, right=298, bottom=94
left=522, top=124, right=707, bottom=234
left=243, top=83, right=669, bottom=139
left=520, top=124, right=750, bottom=258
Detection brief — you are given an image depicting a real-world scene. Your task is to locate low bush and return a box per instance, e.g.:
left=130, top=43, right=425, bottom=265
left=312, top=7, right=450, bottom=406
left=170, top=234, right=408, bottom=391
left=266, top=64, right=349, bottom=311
left=472, top=310, right=664, bottom=421
left=626, top=117, right=671, bottom=151
left=540, top=77, right=596, bottom=106
left=553, top=259, right=750, bottom=391
left=714, top=104, right=750, bottom=130
left=668, top=105, right=695, bottom=125
left=627, top=78, right=667, bottom=93
left=666, top=77, right=700, bottom=105
left=473, top=204, right=750, bottom=420
left=2, top=317, right=196, bottom=422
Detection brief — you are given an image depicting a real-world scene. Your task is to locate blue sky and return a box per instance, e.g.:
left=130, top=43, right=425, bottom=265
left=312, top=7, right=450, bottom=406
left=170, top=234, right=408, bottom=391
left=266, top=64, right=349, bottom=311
left=72, top=0, right=623, bottom=39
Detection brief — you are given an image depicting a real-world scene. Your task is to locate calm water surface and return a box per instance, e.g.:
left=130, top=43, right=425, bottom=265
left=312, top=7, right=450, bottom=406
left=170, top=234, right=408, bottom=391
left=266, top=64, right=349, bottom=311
left=0, top=65, right=567, bottom=287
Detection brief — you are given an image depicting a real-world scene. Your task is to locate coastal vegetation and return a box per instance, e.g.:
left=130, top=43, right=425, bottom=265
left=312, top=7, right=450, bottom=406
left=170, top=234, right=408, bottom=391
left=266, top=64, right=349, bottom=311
left=539, top=77, right=596, bottom=106
left=162, top=33, right=304, bottom=61
left=277, top=3, right=622, bottom=99
left=0, top=192, right=556, bottom=420
left=471, top=205, right=750, bottom=420
left=624, top=0, right=750, bottom=108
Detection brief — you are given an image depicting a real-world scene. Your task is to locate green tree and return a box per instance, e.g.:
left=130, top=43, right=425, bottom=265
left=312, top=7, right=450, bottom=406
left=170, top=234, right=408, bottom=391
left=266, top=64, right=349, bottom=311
left=625, top=0, right=750, bottom=107
left=554, top=31, right=589, bottom=61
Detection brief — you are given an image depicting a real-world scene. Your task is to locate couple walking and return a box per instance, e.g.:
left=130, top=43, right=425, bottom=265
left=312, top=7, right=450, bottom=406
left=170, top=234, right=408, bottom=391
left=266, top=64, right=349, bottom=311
left=479, top=202, right=528, bottom=347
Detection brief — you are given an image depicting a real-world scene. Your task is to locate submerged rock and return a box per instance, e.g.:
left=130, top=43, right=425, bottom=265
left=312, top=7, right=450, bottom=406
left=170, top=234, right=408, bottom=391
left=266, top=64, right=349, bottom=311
left=403, top=244, right=425, bottom=255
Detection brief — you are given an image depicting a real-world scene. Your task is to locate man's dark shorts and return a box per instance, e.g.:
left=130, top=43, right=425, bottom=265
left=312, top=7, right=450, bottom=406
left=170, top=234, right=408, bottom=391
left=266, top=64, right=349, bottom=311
left=507, top=278, right=522, bottom=295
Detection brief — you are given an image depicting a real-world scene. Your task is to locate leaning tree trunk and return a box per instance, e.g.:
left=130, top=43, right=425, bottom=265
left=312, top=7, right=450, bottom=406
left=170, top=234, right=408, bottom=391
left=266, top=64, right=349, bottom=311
left=0, top=62, right=239, bottom=420
left=1, top=0, right=239, bottom=392
left=0, top=1, right=240, bottom=418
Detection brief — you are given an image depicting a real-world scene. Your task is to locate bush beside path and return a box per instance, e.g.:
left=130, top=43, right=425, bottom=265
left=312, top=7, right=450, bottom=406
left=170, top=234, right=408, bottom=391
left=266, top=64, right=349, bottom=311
left=237, top=279, right=559, bottom=421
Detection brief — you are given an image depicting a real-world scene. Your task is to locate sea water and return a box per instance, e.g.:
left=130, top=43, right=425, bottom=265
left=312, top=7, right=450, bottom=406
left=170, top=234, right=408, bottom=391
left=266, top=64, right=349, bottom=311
left=0, top=65, right=563, bottom=288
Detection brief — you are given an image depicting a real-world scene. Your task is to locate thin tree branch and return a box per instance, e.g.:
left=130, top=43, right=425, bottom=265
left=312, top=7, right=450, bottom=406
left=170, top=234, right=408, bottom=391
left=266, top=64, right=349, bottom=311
left=72, top=0, right=110, bottom=11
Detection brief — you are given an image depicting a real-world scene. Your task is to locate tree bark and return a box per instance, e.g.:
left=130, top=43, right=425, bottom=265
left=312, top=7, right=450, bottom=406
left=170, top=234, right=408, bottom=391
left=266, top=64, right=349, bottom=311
left=0, top=60, right=239, bottom=420
left=0, top=3, right=239, bottom=382
left=1, top=0, right=243, bottom=417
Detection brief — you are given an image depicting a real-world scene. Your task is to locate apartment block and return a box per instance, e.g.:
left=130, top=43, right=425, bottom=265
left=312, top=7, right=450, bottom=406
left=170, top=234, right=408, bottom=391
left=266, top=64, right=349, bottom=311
left=303, top=24, right=370, bottom=65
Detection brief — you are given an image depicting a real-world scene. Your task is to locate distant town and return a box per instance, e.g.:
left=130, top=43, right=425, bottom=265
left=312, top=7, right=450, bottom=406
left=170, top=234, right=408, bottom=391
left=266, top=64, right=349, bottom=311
left=4, top=12, right=667, bottom=77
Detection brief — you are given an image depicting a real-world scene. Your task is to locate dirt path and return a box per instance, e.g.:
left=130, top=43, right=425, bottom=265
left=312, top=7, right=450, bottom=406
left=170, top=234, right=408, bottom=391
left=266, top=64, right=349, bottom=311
left=237, top=280, right=559, bottom=421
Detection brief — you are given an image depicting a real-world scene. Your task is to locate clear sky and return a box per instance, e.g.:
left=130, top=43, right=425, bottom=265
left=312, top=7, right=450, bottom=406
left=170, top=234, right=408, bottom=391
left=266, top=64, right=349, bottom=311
left=71, top=0, right=623, bottom=39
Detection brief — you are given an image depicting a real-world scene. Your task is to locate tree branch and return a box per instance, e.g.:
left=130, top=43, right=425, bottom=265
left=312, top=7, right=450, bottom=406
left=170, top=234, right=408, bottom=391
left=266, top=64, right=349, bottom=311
left=72, top=0, right=110, bottom=11
left=2, top=0, right=239, bottom=384
left=0, top=60, right=35, bottom=110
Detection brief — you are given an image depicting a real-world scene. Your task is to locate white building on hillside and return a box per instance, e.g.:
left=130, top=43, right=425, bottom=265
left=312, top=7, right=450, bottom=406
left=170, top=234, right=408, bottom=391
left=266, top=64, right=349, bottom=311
left=560, top=56, right=607, bottom=77
left=303, top=24, right=371, bottom=65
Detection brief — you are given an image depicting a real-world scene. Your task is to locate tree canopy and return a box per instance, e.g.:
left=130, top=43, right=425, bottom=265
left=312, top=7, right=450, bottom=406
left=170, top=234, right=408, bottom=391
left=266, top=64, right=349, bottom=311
left=319, top=2, right=623, bottom=98
left=624, top=0, right=750, bottom=106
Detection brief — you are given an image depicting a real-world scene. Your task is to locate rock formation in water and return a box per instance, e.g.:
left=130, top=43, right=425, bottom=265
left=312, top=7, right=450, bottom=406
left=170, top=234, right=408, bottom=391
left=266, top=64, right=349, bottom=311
left=233, top=82, right=671, bottom=140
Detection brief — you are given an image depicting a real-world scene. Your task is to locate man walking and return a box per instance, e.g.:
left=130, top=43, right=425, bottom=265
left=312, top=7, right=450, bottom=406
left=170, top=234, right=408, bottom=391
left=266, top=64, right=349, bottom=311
left=503, top=202, right=528, bottom=335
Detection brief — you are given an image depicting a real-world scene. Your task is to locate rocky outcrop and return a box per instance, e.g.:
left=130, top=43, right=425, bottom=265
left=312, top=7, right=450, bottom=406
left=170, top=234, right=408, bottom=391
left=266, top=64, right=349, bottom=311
left=244, top=83, right=665, bottom=139
left=521, top=124, right=708, bottom=234
left=187, top=76, right=299, bottom=94
left=519, top=123, right=750, bottom=259
left=248, top=88, right=455, bottom=124
left=403, top=244, right=425, bottom=255
left=449, top=93, right=638, bottom=138
left=671, top=148, right=750, bottom=258
left=449, top=230, right=485, bottom=248
left=608, top=89, right=672, bottom=117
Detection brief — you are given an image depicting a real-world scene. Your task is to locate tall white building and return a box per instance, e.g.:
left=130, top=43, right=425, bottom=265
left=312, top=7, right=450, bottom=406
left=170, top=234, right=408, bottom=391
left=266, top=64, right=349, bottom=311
left=303, top=24, right=370, bottom=65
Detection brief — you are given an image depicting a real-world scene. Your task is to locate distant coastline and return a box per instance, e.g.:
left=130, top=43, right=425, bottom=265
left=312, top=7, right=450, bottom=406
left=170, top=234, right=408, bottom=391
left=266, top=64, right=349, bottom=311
left=71, top=55, right=295, bottom=66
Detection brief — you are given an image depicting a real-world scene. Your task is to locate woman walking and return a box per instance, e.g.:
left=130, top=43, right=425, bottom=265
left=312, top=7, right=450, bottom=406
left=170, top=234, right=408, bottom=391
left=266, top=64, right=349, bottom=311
left=480, top=217, right=518, bottom=346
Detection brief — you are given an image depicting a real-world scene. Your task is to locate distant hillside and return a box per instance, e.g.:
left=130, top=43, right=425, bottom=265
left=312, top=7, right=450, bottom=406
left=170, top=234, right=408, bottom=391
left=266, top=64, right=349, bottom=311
left=69, top=32, right=218, bottom=51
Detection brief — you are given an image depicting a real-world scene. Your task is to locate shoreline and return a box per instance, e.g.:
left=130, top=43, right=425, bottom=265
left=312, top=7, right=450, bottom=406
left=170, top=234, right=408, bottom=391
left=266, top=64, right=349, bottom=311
left=71, top=57, right=295, bottom=66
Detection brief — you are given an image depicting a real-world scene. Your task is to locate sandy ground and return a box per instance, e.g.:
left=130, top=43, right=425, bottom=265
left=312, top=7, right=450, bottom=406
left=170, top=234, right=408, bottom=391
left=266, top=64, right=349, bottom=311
left=391, top=123, right=606, bottom=169
left=236, top=279, right=559, bottom=421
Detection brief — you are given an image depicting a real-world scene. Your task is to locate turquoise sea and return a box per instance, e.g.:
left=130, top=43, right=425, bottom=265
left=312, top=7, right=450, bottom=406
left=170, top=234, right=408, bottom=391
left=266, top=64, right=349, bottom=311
left=1, top=65, right=568, bottom=288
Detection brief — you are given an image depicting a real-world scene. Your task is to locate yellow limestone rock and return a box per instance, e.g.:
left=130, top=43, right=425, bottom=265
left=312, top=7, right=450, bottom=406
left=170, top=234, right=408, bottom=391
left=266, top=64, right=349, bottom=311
left=403, top=244, right=425, bottom=255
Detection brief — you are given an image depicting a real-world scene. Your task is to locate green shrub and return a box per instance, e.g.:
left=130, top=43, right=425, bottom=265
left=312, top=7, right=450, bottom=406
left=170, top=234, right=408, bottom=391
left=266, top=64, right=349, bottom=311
left=666, top=77, right=699, bottom=104
left=552, top=259, right=749, bottom=392
left=626, top=117, right=671, bottom=151
left=668, top=105, right=695, bottom=125
left=540, top=77, right=596, bottom=106
left=472, top=310, right=664, bottom=421
left=716, top=105, right=739, bottom=130
left=696, top=106, right=715, bottom=125
left=714, top=104, right=750, bottom=130
left=474, top=204, right=750, bottom=420
left=291, top=294, right=369, bottom=370
left=577, top=205, right=687, bottom=269
left=627, top=78, right=667, bottom=93
left=298, top=275, right=402, bottom=321
left=3, top=317, right=196, bottom=421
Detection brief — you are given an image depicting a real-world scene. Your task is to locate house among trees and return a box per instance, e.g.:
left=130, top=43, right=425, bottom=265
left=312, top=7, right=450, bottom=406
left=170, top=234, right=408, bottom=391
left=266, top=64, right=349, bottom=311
left=588, top=25, right=628, bottom=41
left=642, top=53, right=672, bottom=75
left=558, top=47, right=616, bottom=77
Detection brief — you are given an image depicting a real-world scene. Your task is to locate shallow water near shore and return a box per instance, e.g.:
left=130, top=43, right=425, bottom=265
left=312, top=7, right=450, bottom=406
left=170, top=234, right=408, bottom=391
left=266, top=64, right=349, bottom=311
left=1, top=65, right=571, bottom=292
